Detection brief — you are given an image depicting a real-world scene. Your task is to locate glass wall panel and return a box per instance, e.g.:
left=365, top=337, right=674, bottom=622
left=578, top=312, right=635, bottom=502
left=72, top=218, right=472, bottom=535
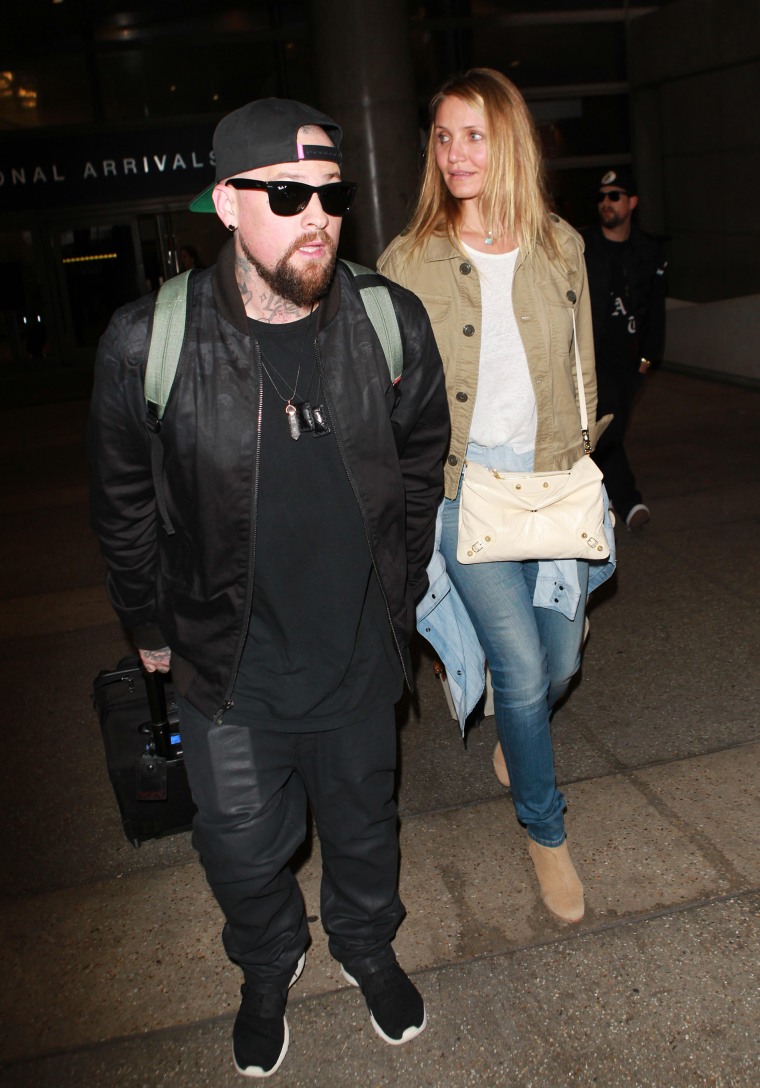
left=0, top=229, right=50, bottom=369
left=98, top=40, right=283, bottom=122
left=57, top=223, right=140, bottom=349
left=0, top=56, right=93, bottom=130
left=533, top=93, right=631, bottom=160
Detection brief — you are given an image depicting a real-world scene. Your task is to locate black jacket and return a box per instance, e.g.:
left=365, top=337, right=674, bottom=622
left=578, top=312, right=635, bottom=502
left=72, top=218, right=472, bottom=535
left=88, top=240, right=450, bottom=719
left=581, top=223, right=667, bottom=367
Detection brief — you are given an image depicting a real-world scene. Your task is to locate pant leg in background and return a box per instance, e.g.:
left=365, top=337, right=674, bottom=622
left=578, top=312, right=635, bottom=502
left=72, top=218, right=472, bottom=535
left=593, top=364, right=644, bottom=520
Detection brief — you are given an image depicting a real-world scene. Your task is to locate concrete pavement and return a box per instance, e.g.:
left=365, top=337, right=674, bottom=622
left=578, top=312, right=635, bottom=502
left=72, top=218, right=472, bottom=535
left=1, top=369, right=758, bottom=1087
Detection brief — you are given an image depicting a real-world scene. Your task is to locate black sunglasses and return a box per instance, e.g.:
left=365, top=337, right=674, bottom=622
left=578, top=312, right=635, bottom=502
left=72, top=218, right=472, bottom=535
left=597, top=190, right=628, bottom=203
left=225, top=178, right=357, bottom=217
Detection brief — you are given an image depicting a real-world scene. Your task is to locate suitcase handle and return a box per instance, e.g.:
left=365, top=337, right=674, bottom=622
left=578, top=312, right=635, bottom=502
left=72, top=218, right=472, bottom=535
left=143, top=668, right=172, bottom=758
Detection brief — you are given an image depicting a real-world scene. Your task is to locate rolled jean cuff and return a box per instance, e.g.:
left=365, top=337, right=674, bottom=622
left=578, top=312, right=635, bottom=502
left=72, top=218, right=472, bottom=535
left=526, top=829, right=567, bottom=849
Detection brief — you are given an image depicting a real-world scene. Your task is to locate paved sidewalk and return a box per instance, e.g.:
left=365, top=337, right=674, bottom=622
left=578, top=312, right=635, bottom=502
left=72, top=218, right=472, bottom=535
left=1, top=370, right=758, bottom=1087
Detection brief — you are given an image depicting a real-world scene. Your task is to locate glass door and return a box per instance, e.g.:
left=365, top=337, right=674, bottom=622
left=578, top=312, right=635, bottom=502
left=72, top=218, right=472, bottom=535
left=1, top=205, right=229, bottom=391
left=56, top=220, right=142, bottom=359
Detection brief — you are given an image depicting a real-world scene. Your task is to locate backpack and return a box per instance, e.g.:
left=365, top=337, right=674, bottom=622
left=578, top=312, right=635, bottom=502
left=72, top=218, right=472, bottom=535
left=144, top=260, right=402, bottom=423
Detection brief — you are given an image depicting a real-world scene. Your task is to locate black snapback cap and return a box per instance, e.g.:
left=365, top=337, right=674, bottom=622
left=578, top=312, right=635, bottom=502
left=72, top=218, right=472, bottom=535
left=190, top=97, right=343, bottom=213
left=598, top=167, right=637, bottom=195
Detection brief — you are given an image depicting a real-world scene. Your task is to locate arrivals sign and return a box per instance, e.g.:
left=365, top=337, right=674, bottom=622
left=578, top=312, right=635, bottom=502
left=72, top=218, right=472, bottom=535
left=0, top=123, right=217, bottom=211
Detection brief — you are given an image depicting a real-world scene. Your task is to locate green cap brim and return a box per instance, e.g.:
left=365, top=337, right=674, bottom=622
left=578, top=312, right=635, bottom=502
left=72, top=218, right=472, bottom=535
left=189, top=184, right=216, bottom=213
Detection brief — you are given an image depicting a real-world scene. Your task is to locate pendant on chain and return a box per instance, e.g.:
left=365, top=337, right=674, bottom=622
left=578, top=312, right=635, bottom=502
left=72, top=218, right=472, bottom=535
left=285, top=403, right=301, bottom=441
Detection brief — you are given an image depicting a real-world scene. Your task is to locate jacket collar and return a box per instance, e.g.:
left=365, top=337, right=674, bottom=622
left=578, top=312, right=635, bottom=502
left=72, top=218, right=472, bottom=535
left=212, top=238, right=248, bottom=334
left=422, top=234, right=462, bottom=263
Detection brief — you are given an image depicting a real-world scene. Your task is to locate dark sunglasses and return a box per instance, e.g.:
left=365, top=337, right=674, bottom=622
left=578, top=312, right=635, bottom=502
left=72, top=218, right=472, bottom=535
left=225, top=178, right=357, bottom=217
left=597, top=190, right=628, bottom=203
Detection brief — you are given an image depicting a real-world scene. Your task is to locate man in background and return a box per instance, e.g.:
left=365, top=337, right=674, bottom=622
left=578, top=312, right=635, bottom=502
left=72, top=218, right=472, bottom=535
left=582, top=167, right=667, bottom=531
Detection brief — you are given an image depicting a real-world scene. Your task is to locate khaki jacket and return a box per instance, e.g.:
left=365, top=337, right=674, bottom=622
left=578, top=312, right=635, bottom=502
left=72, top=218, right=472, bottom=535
left=379, top=215, right=610, bottom=499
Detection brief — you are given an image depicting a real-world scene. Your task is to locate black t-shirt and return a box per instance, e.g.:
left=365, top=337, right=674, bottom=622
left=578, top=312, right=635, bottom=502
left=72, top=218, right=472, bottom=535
left=232, top=311, right=403, bottom=729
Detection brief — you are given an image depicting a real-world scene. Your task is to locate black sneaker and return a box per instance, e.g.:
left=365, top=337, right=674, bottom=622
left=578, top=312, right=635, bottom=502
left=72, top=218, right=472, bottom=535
left=233, top=954, right=305, bottom=1078
left=341, top=962, right=426, bottom=1045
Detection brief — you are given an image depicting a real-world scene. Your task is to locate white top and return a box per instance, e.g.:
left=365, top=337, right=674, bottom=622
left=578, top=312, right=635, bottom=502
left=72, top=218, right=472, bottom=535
left=462, top=243, right=537, bottom=453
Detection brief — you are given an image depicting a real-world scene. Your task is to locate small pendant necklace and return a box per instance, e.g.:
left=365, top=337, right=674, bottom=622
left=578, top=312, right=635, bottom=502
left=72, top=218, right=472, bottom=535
left=463, top=222, right=498, bottom=246
left=259, top=352, right=306, bottom=440
left=256, top=310, right=329, bottom=441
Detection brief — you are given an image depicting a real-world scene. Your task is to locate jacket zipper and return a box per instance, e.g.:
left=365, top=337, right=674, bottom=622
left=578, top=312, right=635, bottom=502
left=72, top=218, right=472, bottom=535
left=314, top=342, right=411, bottom=689
left=213, top=338, right=264, bottom=726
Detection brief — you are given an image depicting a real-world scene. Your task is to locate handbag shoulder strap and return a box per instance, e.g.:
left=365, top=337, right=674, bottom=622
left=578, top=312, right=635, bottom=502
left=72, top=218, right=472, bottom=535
left=571, top=310, right=591, bottom=455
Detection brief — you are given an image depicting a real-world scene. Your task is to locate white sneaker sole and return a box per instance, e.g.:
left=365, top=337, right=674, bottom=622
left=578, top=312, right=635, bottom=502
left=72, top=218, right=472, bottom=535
left=233, top=1020, right=289, bottom=1078
left=232, top=954, right=306, bottom=1077
left=340, top=966, right=427, bottom=1045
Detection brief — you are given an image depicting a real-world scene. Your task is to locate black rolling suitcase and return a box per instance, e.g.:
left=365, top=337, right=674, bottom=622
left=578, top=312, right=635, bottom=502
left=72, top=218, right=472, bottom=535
left=92, top=656, right=196, bottom=846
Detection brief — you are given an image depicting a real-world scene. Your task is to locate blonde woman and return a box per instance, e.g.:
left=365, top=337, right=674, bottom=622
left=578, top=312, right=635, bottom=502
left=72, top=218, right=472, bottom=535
left=379, top=68, right=613, bottom=924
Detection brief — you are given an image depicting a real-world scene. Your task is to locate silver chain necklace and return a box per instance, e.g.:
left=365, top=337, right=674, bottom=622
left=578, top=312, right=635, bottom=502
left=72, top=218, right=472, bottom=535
left=256, top=313, right=325, bottom=441
left=259, top=351, right=306, bottom=440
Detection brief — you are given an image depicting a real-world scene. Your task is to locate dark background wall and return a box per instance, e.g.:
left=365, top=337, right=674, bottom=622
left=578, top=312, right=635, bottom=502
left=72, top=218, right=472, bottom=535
left=628, top=0, right=760, bottom=383
left=630, top=0, right=760, bottom=303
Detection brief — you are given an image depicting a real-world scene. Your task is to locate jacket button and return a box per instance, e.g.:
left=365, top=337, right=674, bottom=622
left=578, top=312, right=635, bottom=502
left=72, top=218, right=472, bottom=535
left=566, top=289, right=577, bottom=303
left=456, top=391, right=468, bottom=402
left=459, top=262, right=472, bottom=275
left=463, top=324, right=475, bottom=337
left=447, top=454, right=459, bottom=465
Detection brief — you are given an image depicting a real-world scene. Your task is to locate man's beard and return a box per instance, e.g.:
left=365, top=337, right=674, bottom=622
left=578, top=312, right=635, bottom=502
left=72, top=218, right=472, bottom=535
left=600, top=207, right=625, bottom=230
left=241, top=232, right=337, bottom=308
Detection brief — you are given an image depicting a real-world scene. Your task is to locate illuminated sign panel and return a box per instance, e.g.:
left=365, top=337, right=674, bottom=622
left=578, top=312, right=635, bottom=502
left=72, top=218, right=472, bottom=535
left=0, top=124, right=216, bottom=210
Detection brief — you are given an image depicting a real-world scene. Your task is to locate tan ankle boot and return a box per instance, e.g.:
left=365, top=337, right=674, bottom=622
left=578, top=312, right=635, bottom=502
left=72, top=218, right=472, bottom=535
left=492, top=742, right=510, bottom=787
left=528, top=840, right=585, bottom=924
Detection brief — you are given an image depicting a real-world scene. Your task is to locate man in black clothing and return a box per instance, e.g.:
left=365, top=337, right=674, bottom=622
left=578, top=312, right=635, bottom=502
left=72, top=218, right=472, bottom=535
left=88, top=98, right=449, bottom=1078
left=581, top=167, right=667, bottom=531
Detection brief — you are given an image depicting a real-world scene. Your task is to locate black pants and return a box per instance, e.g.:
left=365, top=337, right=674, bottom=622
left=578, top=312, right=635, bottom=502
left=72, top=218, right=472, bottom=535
left=592, top=365, right=644, bottom=521
left=178, top=697, right=404, bottom=987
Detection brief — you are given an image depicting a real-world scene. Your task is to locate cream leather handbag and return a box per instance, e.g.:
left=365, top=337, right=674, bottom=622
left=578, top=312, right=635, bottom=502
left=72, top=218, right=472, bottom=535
left=457, top=313, right=609, bottom=564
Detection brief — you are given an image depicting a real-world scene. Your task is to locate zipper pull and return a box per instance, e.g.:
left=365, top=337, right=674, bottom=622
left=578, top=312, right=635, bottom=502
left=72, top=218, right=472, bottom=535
left=213, top=700, right=234, bottom=726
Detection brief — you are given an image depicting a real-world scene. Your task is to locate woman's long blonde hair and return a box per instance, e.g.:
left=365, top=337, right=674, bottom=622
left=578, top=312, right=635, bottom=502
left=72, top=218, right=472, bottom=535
left=404, top=67, right=558, bottom=259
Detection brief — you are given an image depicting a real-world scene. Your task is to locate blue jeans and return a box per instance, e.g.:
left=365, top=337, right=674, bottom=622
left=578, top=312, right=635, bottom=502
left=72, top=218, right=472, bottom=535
left=439, top=478, right=589, bottom=847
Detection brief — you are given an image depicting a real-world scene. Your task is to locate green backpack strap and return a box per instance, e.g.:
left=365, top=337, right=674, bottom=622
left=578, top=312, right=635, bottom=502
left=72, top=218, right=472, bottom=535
left=144, top=271, right=193, bottom=536
left=144, top=269, right=193, bottom=423
left=341, top=260, right=403, bottom=383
